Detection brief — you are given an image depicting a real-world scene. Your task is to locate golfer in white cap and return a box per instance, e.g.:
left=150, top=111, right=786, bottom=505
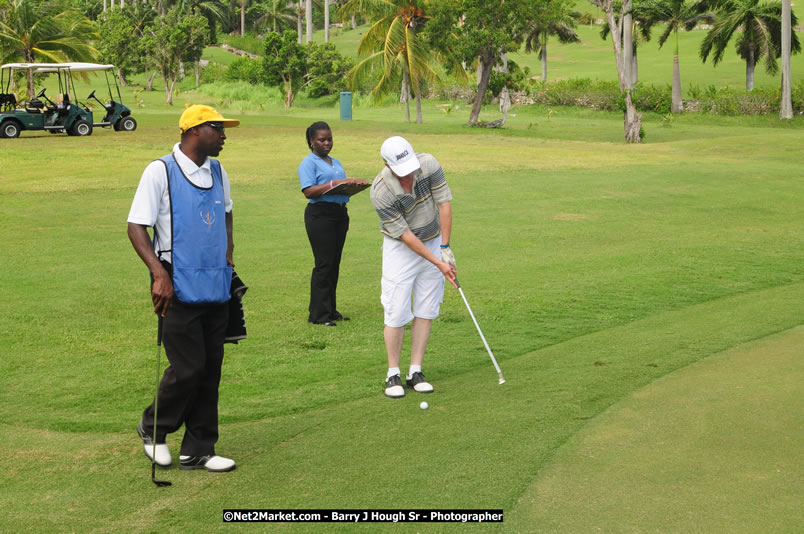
left=370, top=136, right=458, bottom=398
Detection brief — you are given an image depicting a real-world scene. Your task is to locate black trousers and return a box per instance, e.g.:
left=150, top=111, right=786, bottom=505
left=304, top=202, right=349, bottom=323
left=141, top=299, right=229, bottom=457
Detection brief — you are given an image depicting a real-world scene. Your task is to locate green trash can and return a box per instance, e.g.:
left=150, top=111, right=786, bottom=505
left=339, top=92, right=352, bottom=121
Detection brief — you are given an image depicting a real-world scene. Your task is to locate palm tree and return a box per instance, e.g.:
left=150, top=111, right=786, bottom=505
left=637, top=0, right=712, bottom=112
left=524, top=0, right=581, bottom=82
left=699, top=0, right=800, bottom=90
left=250, top=0, right=296, bottom=32
left=779, top=0, right=792, bottom=118
left=600, top=6, right=653, bottom=87
left=306, top=0, right=312, bottom=42
left=341, top=0, right=439, bottom=123
left=0, top=0, right=99, bottom=97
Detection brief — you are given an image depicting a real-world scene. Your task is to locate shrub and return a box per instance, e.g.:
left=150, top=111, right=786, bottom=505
left=305, top=42, right=354, bottom=98
left=225, top=56, right=263, bottom=85
left=200, top=62, right=227, bottom=84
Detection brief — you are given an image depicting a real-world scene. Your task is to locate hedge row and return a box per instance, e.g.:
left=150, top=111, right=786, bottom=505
left=511, top=78, right=804, bottom=116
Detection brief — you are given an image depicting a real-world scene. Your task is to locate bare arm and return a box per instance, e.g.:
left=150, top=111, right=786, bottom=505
left=438, top=201, right=452, bottom=245
left=399, top=229, right=458, bottom=288
left=302, top=178, right=370, bottom=199
left=127, top=222, right=173, bottom=317
left=226, top=211, right=234, bottom=266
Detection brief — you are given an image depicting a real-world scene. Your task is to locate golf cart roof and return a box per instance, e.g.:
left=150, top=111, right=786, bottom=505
left=1, top=62, right=115, bottom=73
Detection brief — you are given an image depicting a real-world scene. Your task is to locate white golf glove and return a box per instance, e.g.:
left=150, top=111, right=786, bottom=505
left=441, top=244, right=456, bottom=267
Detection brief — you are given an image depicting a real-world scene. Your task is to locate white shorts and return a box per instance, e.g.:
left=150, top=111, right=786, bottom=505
left=381, top=235, right=445, bottom=327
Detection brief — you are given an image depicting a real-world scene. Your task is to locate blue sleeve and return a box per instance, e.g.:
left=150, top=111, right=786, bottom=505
left=298, top=156, right=318, bottom=191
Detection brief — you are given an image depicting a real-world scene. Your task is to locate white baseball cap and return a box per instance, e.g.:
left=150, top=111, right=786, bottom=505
left=381, top=136, right=420, bottom=177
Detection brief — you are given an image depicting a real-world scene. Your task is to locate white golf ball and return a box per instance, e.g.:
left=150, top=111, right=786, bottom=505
left=420, top=401, right=428, bottom=410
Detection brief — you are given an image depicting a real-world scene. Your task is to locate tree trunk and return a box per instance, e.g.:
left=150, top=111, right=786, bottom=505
left=401, top=70, right=411, bottom=122
left=351, top=14, right=356, bottom=30
left=415, top=79, right=422, bottom=124
left=240, top=0, right=246, bottom=37
left=195, top=61, right=201, bottom=88
left=623, top=8, right=633, bottom=89
left=146, top=70, right=158, bottom=91
left=671, top=31, right=682, bottom=113
left=468, top=50, right=494, bottom=126
left=285, top=82, right=294, bottom=107
left=541, top=45, right=547, bottom=81
left=117, top=67, right=128, bottom=87
left=306, top=0, right=313, bottom=43
left=26, top=71, right=35, bottom=100
left=604, top=0, right=640, bottom=143
left=746, top=47, right=755, bottom=91
left=632, top=42, right=639, bottom=84
left=165, top=76, right=176, bottom=105
left=324, top=0, right=330, bottom=42
left=671, top=55, right=683, bottom=113
left=780, top=0, right=793, bottom=119
left=624, top=90, right=641, bottom=143
left=297, top=12, right=303, bottom=43
left=103, top=0, right=107, bottom=12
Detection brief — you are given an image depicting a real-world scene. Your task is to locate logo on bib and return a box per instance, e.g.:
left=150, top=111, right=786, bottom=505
left=200, top=210, right=216, bottom=229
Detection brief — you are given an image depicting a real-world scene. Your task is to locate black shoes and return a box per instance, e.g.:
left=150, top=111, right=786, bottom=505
left=310, top=320, right=337, bottom=327
left=331, top=311, right=350, bottom=321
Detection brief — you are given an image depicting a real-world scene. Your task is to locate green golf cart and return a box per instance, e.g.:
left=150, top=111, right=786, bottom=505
left=0, top=62, right=137, bottom=138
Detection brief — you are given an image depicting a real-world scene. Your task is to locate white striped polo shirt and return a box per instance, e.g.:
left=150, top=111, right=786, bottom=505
left=370, top=153, right=452, bottom=241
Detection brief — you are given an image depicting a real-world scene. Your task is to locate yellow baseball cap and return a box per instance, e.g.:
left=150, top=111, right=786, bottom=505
left=179, top=104, right=240, bottom=133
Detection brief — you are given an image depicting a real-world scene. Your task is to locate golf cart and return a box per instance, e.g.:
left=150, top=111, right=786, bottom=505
left=0, top=62, right=137, bottom=138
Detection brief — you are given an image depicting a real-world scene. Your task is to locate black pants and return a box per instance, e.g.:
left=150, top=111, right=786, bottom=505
left=304, top=202, right=349, bottom=323
left=141, top=299, right=229, bottom=457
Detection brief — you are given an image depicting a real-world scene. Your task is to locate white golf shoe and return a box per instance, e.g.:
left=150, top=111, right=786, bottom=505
left=180, top=455, right=236, bottom=472
left=137, top=420, right=172, bottom=467
left=385, top=374, right=405, bottom=398
left=406, top=372, right=434, bottom=393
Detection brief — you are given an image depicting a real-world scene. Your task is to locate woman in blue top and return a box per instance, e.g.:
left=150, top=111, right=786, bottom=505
left=298, top=121, right=368, bottom=326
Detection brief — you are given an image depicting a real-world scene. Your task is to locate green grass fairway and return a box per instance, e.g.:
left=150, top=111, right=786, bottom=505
left=510, top=322, right=803, bottom=533
left=1, top=99, right=802, bottom=532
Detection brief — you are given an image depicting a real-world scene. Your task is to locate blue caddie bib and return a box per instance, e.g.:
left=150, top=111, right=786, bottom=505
left=159, top=154, right=232, bottom=304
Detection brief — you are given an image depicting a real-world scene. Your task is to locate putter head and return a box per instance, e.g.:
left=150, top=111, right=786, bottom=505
left=498, top=377, right=506, bottom=385
left=151, top=463, right=172, bottom=487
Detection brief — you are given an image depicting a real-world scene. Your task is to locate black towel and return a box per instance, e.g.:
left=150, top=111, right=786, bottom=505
left=225, top=271, right=248, bottom=344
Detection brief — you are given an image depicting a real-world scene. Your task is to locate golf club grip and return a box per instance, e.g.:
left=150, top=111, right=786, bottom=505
left=157, top=315, right=163, bottom=346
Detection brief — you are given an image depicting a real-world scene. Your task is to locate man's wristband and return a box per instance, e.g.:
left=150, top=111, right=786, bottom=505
left=440, top=243, right=450, bottom=249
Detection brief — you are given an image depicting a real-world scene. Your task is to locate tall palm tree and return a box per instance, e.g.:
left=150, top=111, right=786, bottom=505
left=779, top=0, right=792, bottom=118
left=341, top=0, right=439, bottom=123
left=0, top=0, right=99, bottom=97
left=699, top=0, right=800, bottom=90
left=600, top=6, right=653, bottom=87
left=250, top=0, right=296, bottom=32
left=524, top=0, right=581, bottom=82
left=637, top=0, right=713, bottom=112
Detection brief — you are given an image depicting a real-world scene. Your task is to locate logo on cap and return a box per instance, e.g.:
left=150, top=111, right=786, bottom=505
left=396, top=150, right=409, bottom=161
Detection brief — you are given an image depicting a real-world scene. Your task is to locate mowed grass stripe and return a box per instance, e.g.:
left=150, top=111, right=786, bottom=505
left=2, top=284, right=802, bottom=533
left=508, top=325, right=804, bottom=533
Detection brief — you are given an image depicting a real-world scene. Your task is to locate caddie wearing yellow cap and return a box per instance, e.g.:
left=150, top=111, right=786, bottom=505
left=127, top=104, right=241, bottom=474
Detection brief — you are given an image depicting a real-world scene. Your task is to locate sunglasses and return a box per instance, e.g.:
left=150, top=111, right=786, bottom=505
left=203, top=122, right=225, bottom=134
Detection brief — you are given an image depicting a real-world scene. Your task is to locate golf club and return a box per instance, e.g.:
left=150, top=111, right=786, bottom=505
left=454, top=279, right=506, bottom=384
left=151, top=316, right=171, bottom=487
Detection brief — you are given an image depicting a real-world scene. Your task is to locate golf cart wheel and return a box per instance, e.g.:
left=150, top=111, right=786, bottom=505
left=118, top=116, right=137, bottom=132
left=1, top=120, right=21, bottom=138
left=71, top=120, right=92, bottom=137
